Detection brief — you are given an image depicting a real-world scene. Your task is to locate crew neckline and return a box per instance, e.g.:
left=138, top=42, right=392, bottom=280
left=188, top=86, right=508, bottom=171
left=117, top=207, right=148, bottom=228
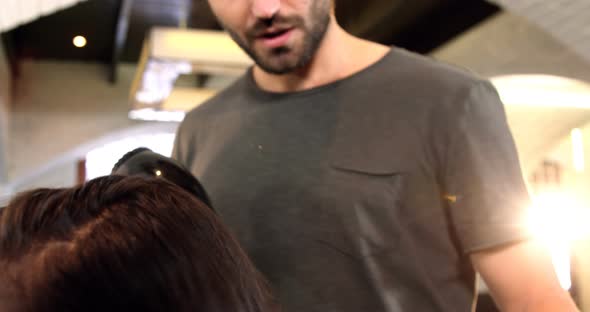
left=245, top=47, right=398, bottom=100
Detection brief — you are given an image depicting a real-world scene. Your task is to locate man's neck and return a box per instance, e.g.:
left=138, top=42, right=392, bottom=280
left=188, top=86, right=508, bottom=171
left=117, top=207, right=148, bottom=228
left=252, top=20, right=390, bottom=93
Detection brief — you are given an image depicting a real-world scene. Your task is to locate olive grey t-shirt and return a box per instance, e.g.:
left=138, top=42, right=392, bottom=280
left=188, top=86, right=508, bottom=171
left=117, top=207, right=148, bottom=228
left=173, top=48, right=531, bottom=311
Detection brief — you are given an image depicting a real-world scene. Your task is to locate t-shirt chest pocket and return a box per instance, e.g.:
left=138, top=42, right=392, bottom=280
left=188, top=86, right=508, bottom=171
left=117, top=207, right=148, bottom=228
left=312, top=155, right=407, bottom=259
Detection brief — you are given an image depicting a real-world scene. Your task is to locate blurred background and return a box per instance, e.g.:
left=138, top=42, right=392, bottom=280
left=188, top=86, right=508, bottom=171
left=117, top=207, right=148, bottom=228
left=2, top=0, right=590, bottom=310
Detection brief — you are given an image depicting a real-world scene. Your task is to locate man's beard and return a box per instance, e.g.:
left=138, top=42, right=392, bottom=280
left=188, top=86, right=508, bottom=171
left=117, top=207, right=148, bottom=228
left=225, top=3, right=331, bottom=75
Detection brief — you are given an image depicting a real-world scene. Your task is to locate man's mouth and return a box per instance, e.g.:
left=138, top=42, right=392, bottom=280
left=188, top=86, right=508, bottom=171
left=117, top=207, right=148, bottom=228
left=256, top=28, right=294, bottom=48
left=260, top=28, right=290, bottom=38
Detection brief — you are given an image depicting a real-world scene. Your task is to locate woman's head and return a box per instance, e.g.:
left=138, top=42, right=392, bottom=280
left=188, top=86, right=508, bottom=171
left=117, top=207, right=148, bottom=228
left=0, top=175, right=275, bottom=312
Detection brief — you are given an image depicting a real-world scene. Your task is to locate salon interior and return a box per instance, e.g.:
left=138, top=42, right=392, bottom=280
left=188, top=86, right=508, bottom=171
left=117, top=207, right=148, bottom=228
left=1, top=1, right=590, bottom=311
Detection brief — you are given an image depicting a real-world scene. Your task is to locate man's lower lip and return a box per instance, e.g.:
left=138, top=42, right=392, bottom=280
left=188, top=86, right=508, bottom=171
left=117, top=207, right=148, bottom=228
left=257, top=29, right=294, bottom=48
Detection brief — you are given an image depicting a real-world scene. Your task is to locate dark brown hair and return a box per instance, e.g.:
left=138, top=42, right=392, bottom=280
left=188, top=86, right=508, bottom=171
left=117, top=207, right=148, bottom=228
left=0, top=175, right=277, bottom=312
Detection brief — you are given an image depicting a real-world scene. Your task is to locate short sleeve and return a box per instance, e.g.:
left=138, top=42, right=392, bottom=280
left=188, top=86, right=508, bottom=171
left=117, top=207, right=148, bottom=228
left=171, top=119, right=196, bottom=168
left=171, top=124, right=183, bottom=162
left=443, top=80, right=532, bottom=254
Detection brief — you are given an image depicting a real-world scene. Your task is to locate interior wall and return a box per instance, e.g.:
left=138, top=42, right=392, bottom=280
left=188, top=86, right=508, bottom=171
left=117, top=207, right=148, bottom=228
left=8, top=61, right=147, bottom=184
left=12, top=160, right=78, bottom=193
left=542, top=131, right=590, bottom=311
left=0, top=56, right=180, bottom=209
left=0, top=39, right=11, bottom=184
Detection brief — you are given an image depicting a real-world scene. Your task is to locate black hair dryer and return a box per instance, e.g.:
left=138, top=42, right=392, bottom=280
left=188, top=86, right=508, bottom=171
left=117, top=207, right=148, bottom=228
left=111, top=147, right=213, bottom=209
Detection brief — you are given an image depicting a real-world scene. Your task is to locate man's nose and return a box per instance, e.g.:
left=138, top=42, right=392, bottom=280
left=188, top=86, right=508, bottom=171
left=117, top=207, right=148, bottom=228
left=251, top=0, right=281, bottom=19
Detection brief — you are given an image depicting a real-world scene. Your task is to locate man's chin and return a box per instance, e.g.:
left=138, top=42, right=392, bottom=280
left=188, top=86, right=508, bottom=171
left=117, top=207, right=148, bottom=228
left=254, top=55, right=301, bottom=75
left=259, top=59, right=302, bottom=75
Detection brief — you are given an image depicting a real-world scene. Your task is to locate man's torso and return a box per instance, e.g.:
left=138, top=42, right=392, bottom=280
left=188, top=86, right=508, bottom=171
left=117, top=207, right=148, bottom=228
left=174, top=48, right=500, bottom=311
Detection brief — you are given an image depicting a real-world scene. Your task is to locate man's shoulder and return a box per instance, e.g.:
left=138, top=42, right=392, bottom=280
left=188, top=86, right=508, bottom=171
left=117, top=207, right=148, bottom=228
left=387, top=48, right=486, bottom=92
left=372, top=48, right=497, bottom=120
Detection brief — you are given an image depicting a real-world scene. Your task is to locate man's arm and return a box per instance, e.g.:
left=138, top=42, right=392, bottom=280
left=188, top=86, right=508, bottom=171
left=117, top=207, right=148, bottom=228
left=471, top=240, right=579, bottom=311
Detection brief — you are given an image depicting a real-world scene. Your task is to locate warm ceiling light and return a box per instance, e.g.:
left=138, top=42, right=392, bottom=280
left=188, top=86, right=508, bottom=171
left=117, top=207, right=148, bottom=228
left=73, top=35, right=87, bottom=48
